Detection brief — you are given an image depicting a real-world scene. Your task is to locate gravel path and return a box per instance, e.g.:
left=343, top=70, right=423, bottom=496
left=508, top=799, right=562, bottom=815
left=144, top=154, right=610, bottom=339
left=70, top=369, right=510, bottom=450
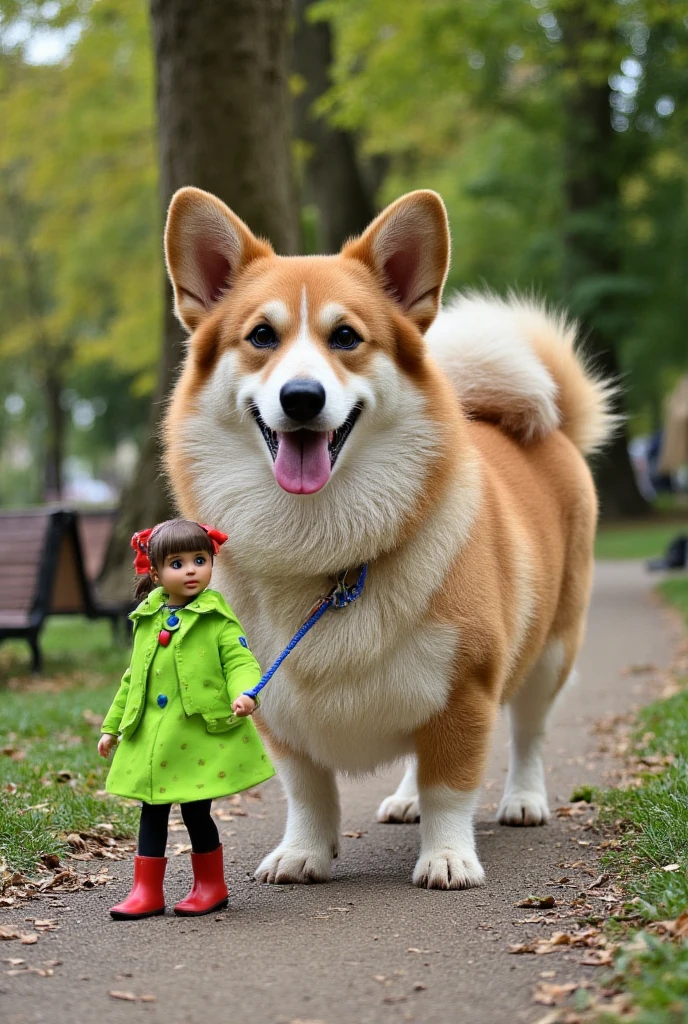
left=1, top=561, right=678, bottom=1024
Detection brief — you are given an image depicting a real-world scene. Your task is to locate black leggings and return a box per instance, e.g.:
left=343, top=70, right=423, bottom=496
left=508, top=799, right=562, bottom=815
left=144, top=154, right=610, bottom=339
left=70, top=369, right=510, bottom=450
left=138, top=799, right=220, bottom=858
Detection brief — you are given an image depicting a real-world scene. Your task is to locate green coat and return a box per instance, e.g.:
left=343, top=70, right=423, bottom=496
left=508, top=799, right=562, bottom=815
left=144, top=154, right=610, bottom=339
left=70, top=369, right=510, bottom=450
left=102, top=587, right=275, bottom=804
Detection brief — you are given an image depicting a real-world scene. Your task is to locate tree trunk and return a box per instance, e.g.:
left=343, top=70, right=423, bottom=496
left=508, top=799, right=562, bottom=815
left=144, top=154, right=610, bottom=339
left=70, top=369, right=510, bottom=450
left=560, top=8, right=648, bottom=519
left=101, top=0, right=298, bottom=598
left=293, top=0, right=379, bottom=252
left=43, top=363, right=65, bottom=503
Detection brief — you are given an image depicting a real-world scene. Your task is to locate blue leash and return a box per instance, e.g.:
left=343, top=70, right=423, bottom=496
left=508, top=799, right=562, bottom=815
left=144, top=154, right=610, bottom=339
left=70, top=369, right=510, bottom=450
left=242, top=564, right=368, bottom=702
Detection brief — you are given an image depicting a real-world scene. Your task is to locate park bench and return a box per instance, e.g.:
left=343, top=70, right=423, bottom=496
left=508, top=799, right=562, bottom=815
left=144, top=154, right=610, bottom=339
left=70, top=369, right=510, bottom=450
left=0, top=508, right=132, bottom=672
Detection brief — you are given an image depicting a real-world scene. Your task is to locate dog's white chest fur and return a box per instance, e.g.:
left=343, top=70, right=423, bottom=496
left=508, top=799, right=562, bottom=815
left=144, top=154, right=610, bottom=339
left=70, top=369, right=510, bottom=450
left=257, top=614, right=458, bottom=773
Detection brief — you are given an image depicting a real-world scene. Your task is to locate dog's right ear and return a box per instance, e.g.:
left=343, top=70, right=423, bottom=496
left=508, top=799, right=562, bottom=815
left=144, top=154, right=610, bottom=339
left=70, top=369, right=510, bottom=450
left=164, top=188, right=273, bottom=332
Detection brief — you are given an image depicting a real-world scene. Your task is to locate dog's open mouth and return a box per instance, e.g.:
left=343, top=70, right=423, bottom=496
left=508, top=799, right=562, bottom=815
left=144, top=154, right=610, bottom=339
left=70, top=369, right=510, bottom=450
left=251, top=405, right=362, bottom=495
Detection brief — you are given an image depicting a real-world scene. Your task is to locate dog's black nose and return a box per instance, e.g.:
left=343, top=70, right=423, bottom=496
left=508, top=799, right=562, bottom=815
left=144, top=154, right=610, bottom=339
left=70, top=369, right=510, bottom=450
left=280, top=379, right=326, bottom=422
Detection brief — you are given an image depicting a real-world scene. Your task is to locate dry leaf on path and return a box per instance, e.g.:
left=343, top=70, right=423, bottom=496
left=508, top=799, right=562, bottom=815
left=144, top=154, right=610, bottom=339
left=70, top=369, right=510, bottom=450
left=109, top=991, right=137, bottom=1001
left=534, top=981, right=580, bottom=1006
left=663, top=863, right=681, bottom=872
left=516, top=895, right=556, bottom=909
left=342, top=831, right=366, bottom=839
left=653, top=910, right=688, bottom=938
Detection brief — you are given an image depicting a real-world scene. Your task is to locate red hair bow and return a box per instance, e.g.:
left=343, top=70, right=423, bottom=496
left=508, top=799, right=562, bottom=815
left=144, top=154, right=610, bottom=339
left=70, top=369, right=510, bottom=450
left=199, top=524, right=228, bottom=554
left=131, top=528, right=154, bottom=576
left=130, top=523, right=228, bottom=575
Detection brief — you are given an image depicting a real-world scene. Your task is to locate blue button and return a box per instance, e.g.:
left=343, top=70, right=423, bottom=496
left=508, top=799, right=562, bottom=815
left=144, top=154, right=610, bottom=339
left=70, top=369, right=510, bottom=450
left=238, top=636, right=248, bottom=649
left=157, top=694, right=168, bottom=708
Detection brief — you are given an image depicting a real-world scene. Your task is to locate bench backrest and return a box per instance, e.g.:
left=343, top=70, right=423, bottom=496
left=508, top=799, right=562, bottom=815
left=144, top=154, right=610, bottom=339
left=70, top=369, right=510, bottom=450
left=0, top=512, right=52, bottom=619
left=77, top=509, right=118, bottom=584
left=0, top=509, right=97, bottom=622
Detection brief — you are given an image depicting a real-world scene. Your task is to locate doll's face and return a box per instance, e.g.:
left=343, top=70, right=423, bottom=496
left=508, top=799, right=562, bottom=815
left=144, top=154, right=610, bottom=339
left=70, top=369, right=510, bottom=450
left=152, top=549, right=213, bottom=604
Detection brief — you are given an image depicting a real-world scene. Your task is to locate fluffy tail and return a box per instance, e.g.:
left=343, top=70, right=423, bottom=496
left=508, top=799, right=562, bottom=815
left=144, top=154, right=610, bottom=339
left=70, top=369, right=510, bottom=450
left=425, top=292, right=618, bottom=456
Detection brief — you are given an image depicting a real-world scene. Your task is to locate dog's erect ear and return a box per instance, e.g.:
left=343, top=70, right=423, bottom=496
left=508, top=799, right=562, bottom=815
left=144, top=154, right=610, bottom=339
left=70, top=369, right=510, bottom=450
left=342, top=190, right=450, bottom=334
left=164, top=187, right=273, bottom=332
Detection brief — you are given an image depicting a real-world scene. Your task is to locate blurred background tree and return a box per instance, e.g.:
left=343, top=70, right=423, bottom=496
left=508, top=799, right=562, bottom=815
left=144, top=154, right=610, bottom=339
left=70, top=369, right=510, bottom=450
left=1, top=0, right=687, bottom=578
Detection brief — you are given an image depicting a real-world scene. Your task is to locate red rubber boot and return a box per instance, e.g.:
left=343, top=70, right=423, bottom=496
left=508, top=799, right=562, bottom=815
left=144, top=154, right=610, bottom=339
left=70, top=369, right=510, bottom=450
left=173, top=845, right=229, bottom=916
left=110, top=856, right=167, bottom=920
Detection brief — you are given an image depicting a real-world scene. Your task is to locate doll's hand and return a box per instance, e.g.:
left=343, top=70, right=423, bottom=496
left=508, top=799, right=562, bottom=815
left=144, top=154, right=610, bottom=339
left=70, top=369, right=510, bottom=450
left=98, top=734, right=118, bottom=758
left=232, top=695, right=256, bottom=717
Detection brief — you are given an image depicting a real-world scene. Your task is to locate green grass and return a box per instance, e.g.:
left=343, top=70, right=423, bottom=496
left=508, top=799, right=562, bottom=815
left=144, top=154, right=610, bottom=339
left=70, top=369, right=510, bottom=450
left=599, top=936, right=688, bottom=1023
left=659, top=578, right=688, bottom=628
left=0, top=617, right=137, bottom=874
left=594, top=522, right=688, bottom=561
left=590, top=577, right=688, bottom=1021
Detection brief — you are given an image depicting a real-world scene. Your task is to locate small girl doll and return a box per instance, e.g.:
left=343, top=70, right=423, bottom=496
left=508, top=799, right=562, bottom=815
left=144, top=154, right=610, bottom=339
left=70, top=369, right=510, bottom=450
left=98, top=519, right=274, bottom=920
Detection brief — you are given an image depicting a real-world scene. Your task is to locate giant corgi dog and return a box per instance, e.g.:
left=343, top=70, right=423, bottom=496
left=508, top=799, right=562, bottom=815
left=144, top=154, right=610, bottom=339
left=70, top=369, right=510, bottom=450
left=162, top=187, right=615, bottom=890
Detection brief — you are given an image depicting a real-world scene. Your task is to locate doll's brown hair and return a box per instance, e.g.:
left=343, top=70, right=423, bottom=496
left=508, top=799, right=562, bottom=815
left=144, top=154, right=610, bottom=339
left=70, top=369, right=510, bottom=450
left=135, top=520, right=215, bottom=600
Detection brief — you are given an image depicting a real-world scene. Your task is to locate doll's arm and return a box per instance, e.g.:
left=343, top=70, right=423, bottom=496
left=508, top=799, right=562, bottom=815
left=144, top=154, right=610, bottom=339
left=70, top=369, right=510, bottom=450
left=100, top=665, right=132, bottom=736
left=218, top=619, right=262, bottom=709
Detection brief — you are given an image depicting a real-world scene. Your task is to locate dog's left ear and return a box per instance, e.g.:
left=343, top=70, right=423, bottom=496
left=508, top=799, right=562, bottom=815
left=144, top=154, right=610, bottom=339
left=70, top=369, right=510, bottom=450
left=342, top=190, right=450, bottom=334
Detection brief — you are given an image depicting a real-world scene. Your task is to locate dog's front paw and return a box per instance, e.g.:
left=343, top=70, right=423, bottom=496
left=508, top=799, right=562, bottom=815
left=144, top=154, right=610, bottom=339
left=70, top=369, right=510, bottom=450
left=254, top=844, right=335, bottom=884
left=497, top=790, right=550, bottom=826
left=376, top=794, right=420, bottom=823
left=412, top=848, right=485, bottom=890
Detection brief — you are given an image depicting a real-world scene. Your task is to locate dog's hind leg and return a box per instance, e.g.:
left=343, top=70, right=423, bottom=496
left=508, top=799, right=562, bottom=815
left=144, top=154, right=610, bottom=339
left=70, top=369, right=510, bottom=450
left=377, top=760, right=420, bottom=823
left=254, top=748, right=340, bottom=884
left=497, top=638, right=572, bottom=827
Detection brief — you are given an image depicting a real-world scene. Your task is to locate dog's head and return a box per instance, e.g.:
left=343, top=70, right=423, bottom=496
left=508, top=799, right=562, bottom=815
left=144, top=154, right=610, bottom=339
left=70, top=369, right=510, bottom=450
left=164, top=188, right=463, bottom=572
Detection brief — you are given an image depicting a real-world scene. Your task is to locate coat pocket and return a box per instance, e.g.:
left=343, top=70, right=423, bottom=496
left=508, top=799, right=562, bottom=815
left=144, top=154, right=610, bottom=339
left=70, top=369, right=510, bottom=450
left=203, top=713, right=242, bottom=734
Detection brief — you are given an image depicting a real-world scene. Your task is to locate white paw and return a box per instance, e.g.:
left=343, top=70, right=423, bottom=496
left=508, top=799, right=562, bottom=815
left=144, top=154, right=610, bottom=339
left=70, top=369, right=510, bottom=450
left=413, top=848, right=486, bottom=890
left=497, top=790, right=550, bottom=827
left=376, top=794, right=420, bottom=823
left=254, top=843, right=335, bottom=884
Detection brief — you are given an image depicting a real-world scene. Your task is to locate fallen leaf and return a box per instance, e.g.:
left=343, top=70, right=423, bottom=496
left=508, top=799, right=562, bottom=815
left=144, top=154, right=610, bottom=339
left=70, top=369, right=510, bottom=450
left=588, top=874, right=609, bottom=889
left=20, top=933, right=38, bottom=945
left=109, top=991, right=137, bottom=1002
left=534, top=981, right=579, bottom=1006
left=663, top=864, right=681, bottom=872
left=516, top=895, right=556, bottom=909
left=173, top=844, right=192, bottom=856
left=140, top=995, right=157, bottom=1003
left=412, top=982, right=427, bottom=991
left=342, top=831, right=366, bottom=839
left=655, top=910, right=688, bottom=938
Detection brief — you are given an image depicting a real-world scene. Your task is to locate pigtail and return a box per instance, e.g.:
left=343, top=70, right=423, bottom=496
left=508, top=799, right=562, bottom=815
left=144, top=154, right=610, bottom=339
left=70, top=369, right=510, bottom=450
left=134, top=573, right=156, bottom=601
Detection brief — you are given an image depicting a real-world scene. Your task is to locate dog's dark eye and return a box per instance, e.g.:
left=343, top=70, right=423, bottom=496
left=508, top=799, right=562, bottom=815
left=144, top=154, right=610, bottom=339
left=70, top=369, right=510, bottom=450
left=247, top=324, right=277, bottom=348
left=330, top=326, right=362, bottom=350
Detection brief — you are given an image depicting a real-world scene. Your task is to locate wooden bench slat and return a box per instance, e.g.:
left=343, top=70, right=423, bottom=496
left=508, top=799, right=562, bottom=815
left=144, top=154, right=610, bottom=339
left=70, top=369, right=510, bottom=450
left=0, top=508, right=130, bottom=670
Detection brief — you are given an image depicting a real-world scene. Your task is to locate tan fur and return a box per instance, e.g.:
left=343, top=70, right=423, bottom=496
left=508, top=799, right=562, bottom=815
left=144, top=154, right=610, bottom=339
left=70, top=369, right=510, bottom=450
left=162, top=187, right=614, bottom=889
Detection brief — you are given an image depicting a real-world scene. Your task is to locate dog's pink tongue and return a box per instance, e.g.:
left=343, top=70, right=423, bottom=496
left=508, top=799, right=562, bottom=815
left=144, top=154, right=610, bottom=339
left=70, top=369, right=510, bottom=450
left=274, top=431, right=331, bottom=494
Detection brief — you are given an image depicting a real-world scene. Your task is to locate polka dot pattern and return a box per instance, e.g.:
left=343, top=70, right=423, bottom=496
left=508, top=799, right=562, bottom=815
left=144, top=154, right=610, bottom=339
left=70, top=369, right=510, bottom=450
left=105, top=608, right=275, bottom=804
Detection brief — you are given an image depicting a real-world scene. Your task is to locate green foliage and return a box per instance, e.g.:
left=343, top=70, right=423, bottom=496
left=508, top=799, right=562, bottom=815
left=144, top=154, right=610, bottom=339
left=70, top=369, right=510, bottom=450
left=315, top=0, right=688, bottom=421
left=0, top=0, right=158, bottom=500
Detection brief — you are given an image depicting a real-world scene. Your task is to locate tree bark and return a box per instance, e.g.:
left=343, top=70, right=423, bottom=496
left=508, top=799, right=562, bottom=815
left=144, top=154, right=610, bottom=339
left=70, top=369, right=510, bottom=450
left=560, top=8, right=648, bottom=519
left=43, top=363, right=65, bottom=502
left=101, top=0, right=298, bottom=598
left=293, top=0, right=379, bottom=252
